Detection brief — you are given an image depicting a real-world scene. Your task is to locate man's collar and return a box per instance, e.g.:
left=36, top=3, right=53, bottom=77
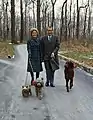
left=48, top=35, right=52, bottom=37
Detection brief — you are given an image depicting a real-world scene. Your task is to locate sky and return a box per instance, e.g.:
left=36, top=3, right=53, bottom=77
left=15, top=0, right=89, bottom=13
left=0, top=0, right=91, bottom=17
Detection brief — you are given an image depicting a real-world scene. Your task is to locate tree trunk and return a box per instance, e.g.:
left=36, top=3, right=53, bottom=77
left=83, top=7, right=88, bottom=39
left=76, top=0, right=79, bottom=40
left=48, top=13, right=50, bottom=26
left=68, top=0, right=72, bottom=39
left=37, top=0, right=41, bottom=34
left=51, top=5, right=55, bottom=28
left=6, top=1, right=9, bottom=40
left=44, top=8, right=47, bottom=34
left=60, top=6, right=64, bottom=42
left=0, top=13, right=2, bottom=38
left=20, top=0, right=24, bottom=43
left=11, top=0, right=15, bottom=43
left=73, top=4, right=75, bottom=40
left=65, top=2, right=67, bottom=41
left=88, top=7, right=91, bottom=40
left=32, top=1, right=35, bottom=27
left=2, top=0, right=6, bottom=40
left=41, top=3, right=45, bottom=34
left=60, top=0, right=67, bottom=42
left=25, top=2, right=27, bottom=38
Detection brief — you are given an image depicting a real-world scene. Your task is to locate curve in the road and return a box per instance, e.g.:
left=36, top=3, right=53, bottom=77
left=0, top=44, right=93, bottom=120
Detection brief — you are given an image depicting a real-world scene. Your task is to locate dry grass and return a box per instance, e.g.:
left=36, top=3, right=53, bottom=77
left=60, top=40, right=93, bottom=67
left=0, top=41, right=14, bottom=58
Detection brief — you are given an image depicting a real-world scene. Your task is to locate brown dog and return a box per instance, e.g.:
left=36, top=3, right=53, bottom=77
left=35, top=78, right=44, bottom=100
left=64, top=61, right=76, bottom=92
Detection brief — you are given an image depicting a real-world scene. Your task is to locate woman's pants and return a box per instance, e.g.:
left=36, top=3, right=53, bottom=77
left=30, top=71, right=40, bottom=81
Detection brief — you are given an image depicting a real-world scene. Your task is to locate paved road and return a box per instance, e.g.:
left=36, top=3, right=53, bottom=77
left=0, top=45, right=93, bottom=120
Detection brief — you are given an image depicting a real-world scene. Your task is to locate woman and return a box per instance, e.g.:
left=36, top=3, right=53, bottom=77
left=27, top=28, right=43, bottom=85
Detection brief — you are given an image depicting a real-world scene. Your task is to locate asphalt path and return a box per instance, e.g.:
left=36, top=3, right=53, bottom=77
left=0, top=44, right=93, bottom=120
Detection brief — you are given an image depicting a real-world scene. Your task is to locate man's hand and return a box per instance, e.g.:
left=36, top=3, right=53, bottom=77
left=51, top=53, right=54, bottom=58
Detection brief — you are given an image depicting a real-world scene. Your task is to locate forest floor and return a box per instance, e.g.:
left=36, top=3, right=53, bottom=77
left=0, top=41, right=14, bottom=58
left=60, top=40, right=93, bottom=67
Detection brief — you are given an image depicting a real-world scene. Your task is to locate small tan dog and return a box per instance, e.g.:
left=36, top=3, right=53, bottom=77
left=35, top=78, right=44, bottom=100
left=22, top=85, right=32, bottom=97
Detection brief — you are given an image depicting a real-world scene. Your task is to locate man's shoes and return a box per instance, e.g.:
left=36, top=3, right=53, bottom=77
left=67, top=88, right=69, bottom=92
left=45, top=83, right=49, bottom=87
left=50, top=84, right=55, bottom=87
left=70, top=83, right=73, bottom=89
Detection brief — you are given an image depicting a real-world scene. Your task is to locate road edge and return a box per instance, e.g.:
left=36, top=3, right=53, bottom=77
left=58, top=53, right=93, bottom=75
left=7, top=43, right=15, bottom=59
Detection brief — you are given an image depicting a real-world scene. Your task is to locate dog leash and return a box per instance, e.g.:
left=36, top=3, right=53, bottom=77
left=24, top=72, right=29, bottom=86
left=24, top=58, right=34, bottom=86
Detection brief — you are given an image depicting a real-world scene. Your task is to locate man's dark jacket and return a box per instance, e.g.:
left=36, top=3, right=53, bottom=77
left=41, top=35, right=60, bottom=70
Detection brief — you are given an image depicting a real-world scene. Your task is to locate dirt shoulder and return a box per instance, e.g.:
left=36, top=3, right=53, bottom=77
left=0, top=41, right=14, bottom=59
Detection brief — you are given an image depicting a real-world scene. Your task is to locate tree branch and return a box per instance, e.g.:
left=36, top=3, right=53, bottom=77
left=62, top=0, right=67, bottom=8
left=51, top=0, right=57, bottom=5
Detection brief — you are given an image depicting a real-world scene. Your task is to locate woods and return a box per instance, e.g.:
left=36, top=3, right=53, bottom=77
left=0, top=0, right=93, bottom=43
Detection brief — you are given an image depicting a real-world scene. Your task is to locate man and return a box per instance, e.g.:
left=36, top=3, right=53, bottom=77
left=41, top=26, right=60, bottom=87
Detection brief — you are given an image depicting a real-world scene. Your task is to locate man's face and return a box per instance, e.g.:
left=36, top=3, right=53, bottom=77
left=47, top=27, right=53, bottom=36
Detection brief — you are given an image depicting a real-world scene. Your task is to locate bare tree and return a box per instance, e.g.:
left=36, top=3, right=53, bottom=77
left=11, top=0, right=15, bottom=43
left=5, top=1, right=9, bottom=40
left=15, top=15, right=20, bottom=40
left=68, top=0, right=72, bottom=39
left=20, top=0, right=24, bottom=43
left=0, top=11, right=2, bottom=38
left=31, top=0, right=36, bottom=27
left=2, top=0, right=6, bottom=40
left=76, top=0, right=88, bottom=40
left=24, top=0, right=27, bottom=38
left=73, top=4, right=75, bottom=40
left=76, top=0, right=79, bottom=40
left=51, top=0, right=57, bottom=28
left=41, top=1, right=49, bottom=34
left=47, top=13, right=50, bottom=26
left=83, top=0, right=89, bottom=39
left=60, top=0, right=67, bottom=41
left=87, top=6, right=91, bottom=40
left=24, top=0, right=32, bottom=38
left=37, top=0, right=41, bottom=34
left=64, top=1, right=67, bottom=41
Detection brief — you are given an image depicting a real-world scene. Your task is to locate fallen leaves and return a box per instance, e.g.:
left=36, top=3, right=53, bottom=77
left=60, top=41, right=93, bottom=67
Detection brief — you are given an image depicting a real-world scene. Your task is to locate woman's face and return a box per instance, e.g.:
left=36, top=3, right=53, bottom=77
left=31, top=30, right=38, bottom=38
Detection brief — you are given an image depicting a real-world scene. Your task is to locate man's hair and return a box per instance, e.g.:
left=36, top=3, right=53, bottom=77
left=47, top=26, right=53, bottom=30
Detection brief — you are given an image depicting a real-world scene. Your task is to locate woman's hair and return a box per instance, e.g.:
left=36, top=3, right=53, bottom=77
left=30, top=28, right=39, bottom=36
